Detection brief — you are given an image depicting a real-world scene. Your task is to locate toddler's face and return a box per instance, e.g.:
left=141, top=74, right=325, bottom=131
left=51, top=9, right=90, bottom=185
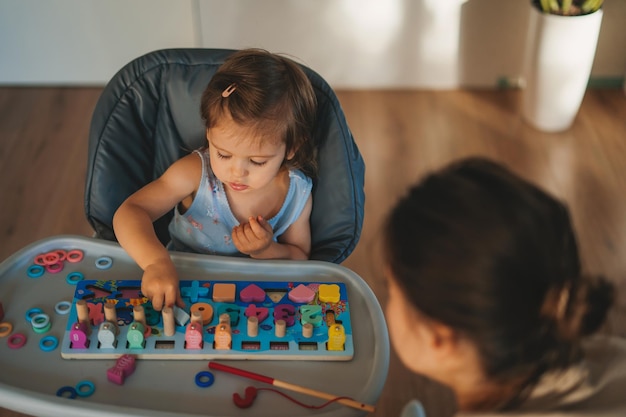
left=206, top=117, right=291, bottom=194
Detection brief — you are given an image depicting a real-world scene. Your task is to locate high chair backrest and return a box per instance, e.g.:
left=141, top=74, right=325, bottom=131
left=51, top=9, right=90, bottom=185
left=85, top=49, right=365, bottom=264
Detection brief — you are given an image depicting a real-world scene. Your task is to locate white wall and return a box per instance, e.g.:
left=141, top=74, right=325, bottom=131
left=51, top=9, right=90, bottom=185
left=0, top=0, right=624, bottom=88
left=0, top=0, right=200, bottom=85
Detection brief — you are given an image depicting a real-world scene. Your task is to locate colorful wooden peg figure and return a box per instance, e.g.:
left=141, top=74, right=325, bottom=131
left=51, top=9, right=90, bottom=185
left=98, top=322, right=117, bottom=349
left=185, top=322, right=204, bottom=350
left=214, top=316, right=232, bottom=350
left=126, top=322, right=145, bottom=349
left=69, top=321, right=90, bottom=349
left=327, top=323, right=346, bottom=351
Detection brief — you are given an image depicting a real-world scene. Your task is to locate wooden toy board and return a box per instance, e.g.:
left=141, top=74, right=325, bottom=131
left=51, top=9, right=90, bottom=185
left=0, top=236, right=389, bottom=417
left=61, top=279, right=354, bottom=360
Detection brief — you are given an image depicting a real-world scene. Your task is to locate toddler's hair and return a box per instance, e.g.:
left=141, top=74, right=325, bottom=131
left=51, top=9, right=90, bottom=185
left=200, top=49, right=318, bottom=177
left=383, top=157, right=615, bottom=389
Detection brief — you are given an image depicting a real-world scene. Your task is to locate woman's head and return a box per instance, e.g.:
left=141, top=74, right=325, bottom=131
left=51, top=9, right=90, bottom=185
left=383, top=157, right=614, bottom=406
left=200, top=49, right=318, bottom=177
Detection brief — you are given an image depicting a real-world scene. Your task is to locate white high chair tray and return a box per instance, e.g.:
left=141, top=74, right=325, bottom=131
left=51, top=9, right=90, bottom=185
left=0, top=236, right=389, bottom=417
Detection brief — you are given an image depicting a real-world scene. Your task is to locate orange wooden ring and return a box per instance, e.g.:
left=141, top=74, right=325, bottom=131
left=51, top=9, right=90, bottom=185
left=190, top=303, right=214, bottom=325
left=66, top=250, right=84, bottom=263
left=0, top=322, right=13, bottom=338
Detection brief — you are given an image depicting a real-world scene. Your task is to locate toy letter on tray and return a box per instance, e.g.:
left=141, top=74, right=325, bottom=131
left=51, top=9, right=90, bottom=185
left=61, top=280, right=353, bottom=361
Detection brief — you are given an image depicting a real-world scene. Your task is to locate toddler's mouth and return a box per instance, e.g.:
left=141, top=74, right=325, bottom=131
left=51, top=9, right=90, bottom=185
left=228, top=182, right=249, bottom=191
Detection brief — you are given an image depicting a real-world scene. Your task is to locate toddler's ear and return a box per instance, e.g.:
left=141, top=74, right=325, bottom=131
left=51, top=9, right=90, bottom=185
left=205, top=128, right=210, bottom=140
left=286, top=148, right=297, bottom=161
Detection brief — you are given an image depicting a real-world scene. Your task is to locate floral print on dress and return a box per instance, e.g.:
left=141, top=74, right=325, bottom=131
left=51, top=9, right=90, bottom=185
left=187, top=215, right=203, bottom=231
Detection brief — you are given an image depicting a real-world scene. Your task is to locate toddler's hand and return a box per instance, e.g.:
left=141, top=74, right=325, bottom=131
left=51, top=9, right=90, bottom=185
left=141, top=260, right=185, bottom=311
left=232, top=216, right=274, bottom=257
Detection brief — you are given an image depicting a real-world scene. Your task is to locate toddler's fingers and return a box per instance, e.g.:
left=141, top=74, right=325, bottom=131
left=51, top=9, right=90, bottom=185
left=164, top=290, right=178, bottom=311
left=151, top=294, right=165, bottom=312
left=248, top=216, right=271, bottom=237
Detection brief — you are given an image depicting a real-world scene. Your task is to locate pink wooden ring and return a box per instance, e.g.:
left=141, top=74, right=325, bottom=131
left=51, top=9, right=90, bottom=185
left=46, top=262, right=64, bottom=274
left=7, top=332, right=27, bottom=349
left=66, top=250, right=84, bottom=263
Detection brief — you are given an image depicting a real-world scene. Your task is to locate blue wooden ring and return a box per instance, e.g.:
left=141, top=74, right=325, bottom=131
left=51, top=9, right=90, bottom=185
left=195, top=371, right=215, bottom=388
left=75, top=380, right=96, bottom=397
left=30, top=313, right=50, bottom=329
left=39, top=335, right=59, bottom=351
left=56, top=386, right=77, bottom=399
left=25, top=308, right=43, bottom=322
left=95, top=256, right=113, bottom=270
left=27, top=265, right=45, bottom=278
left=66, top=271, right=84, bottom=285
left=55, top=301, right=72, bottom=315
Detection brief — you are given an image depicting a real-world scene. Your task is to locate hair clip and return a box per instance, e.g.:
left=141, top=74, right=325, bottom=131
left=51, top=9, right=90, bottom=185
left=222, top=83, right=237, bottom=98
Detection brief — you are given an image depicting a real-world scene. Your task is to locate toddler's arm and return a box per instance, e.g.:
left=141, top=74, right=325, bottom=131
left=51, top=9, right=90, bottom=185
left=113, top=154, right=201, bottom=310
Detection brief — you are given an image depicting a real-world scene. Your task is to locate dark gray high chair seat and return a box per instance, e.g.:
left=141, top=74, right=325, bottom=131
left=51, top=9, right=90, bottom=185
left=85, top=48, right=365, bottom=264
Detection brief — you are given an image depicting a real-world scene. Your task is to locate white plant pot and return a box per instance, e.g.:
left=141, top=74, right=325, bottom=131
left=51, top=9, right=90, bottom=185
left=522, top=6, right=603, bottom=132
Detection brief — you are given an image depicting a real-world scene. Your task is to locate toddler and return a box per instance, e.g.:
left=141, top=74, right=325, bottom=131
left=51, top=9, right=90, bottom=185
left=113, top=49, right=318, bottom=311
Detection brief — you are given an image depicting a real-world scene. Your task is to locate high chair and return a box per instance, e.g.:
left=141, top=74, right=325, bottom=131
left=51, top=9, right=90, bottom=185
left=84, top=48, right=365, bottom=263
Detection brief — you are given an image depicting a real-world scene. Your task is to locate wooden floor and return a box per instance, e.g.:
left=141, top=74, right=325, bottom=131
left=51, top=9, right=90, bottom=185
left=0, top=87, right=625, bottom=417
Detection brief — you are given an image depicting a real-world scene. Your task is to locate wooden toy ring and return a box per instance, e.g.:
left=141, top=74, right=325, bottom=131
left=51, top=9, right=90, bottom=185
left=190, top=303, right=214, bottom=325
left=95, top=256, right=113, bottom=270
left=39, top=335, right=59, bottom=352
left=30, top=313, right=50, bottom=329
left=66, top=272, right=84, bottom=285
left=54, top=249, right=67, bottom=262
left=0, top=322, right=13, bottom=337
left=34, top=254, right=47, bottom=266
left=43, top=252, right=60, bottom=265
left=45, top=262, right=64, bottom=274
left=7, top=332, right=27, bottom=349
left=66, top=250, right=84, bottom=263
left=33, top=322, right=52, bottom=334
left=55, top=301, right=72, bottom=315
left=75, top=380, right=95, bottom=397
left=27, top=265, right=45, bottom=278
left=195, top=371, right=215, bottom=388
left=56, top=386, right=77, bottom=399
left=25, top=308, right=43, bottom=322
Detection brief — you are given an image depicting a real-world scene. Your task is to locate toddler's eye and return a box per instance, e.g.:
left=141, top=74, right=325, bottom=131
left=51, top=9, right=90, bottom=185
left=216, top=152, right=231, bottom=160
left=250, top=159, right=267, bottom=167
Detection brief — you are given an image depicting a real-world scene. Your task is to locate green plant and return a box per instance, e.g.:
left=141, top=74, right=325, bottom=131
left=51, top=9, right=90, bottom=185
left=537, top=0, right=603, bottom=15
